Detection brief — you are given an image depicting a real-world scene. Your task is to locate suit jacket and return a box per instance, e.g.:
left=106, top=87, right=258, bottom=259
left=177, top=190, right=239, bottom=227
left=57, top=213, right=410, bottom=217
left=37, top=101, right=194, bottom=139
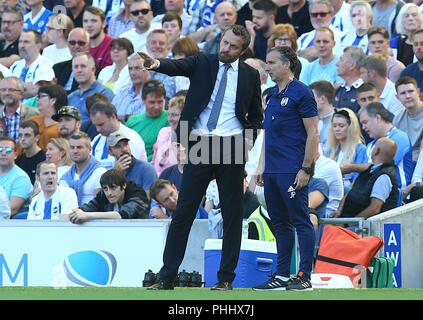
left=157, top=52, right=263, bottom=144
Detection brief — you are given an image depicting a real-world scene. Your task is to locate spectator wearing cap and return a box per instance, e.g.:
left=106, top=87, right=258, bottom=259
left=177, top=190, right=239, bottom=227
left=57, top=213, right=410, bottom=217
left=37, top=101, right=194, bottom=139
left=29, top=84, right=68, bottom=150
left=107, top=131, right=157, bottom=194
left=52, top=106, right=82, bottom=140
left=90, top=101, right=147, bottom=169
left=42, top=14, right=74, bottom=64
left=126, top=79, right=170, bottom=162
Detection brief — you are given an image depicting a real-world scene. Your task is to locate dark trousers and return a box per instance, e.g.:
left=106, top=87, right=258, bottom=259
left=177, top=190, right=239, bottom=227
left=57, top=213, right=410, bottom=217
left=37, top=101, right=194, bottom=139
left=158, top=134, right=246, bottom=283
left=263, top=173, right=315, bottom=279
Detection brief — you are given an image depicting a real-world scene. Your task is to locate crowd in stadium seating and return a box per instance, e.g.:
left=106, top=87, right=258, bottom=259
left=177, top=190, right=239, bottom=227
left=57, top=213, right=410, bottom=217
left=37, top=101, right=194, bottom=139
left=1, top=0, right=423, bottom=226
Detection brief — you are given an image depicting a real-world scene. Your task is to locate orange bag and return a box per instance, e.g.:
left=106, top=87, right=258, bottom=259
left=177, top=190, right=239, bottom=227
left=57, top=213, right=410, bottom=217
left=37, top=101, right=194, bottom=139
left=315, top=225, right=384, bottom=287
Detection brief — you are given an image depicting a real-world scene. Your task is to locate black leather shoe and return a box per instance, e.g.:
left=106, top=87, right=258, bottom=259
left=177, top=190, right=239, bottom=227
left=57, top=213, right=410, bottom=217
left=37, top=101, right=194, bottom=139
left=147, top=279, right=175, bottom=290
left=210, top=281, right=233, bottom=291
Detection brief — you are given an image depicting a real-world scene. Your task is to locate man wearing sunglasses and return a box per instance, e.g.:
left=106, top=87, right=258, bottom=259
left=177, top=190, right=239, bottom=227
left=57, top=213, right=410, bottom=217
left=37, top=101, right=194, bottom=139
left=120, top=0, right=161, bottom=53
left=296, top=0, right=344, bottom=62
left=53, top=28, right=101, bottom=93
left=0, top=136, right=33, bottom=218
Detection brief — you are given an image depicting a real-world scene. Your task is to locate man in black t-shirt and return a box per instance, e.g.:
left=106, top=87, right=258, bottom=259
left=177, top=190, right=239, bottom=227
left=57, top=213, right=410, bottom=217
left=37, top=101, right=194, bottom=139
left=0, top=7, right=23, bottom=68
left=276, top=0, right=313, bottom=38
left=245, top=0, right=277, bottom=62
left=16, top=120, right=46, bottom=185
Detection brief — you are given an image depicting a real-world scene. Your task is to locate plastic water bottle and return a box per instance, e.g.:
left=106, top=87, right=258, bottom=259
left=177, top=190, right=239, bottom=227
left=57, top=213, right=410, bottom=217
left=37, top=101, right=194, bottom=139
left=242, top=219, right=249, bottom=239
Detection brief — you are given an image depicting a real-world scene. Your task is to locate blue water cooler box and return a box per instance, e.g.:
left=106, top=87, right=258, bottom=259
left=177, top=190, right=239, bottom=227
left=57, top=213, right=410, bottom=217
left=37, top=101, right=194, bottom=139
left=204, top=239, right=297, bottom=288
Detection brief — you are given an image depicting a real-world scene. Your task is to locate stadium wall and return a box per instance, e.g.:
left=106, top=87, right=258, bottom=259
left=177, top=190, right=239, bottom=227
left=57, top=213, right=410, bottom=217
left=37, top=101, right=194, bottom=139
left=368, top=199, right=423, bottom=288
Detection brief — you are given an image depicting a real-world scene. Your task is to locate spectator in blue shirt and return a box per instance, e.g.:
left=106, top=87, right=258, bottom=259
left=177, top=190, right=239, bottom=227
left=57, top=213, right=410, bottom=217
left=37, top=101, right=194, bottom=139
left=68, top=51, right=115, bottom=121
left=400, top=29, right=423, bottom=96
left=0, top=136, right=33, bottom=218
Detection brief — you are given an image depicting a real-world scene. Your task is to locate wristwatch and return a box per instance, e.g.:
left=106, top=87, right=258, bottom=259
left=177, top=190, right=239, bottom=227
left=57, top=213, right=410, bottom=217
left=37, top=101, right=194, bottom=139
left=301, top=166, right=312, bottom=175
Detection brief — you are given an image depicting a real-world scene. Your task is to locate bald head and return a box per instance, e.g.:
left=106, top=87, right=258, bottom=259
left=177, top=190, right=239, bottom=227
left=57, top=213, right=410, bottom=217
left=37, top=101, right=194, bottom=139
left=214, top=1, right=237, bottom=31
left=371, top=137, right=397, bottom=164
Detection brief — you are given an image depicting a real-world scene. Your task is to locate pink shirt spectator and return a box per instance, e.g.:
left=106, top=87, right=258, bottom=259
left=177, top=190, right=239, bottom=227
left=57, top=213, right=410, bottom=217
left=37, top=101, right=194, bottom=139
left=151, top=126, right=178, bottom=176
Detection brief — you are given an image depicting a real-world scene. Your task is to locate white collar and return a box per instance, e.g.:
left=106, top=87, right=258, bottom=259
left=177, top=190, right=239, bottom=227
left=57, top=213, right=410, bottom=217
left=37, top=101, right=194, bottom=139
left=219, top=59, right=239, bottom=72
left=341, top=78, right=364, bottom=91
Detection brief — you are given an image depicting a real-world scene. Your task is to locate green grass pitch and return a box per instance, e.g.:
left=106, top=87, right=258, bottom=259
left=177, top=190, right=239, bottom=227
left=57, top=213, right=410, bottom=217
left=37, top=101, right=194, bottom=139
left=0, top=287, right=422, bottom=300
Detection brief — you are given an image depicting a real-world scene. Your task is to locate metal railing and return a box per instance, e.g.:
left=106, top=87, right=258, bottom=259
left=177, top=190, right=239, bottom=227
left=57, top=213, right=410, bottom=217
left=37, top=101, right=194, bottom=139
left=319, top=217, right=371, bottom=237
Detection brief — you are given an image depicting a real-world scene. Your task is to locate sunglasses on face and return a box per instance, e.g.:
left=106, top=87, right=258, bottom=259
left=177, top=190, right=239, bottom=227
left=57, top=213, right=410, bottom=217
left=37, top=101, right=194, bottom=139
left=311, top=12, right=330, bottom=18
left=0, top=146, right=14, bottom=154
left=130, top=8, right=150, bottom=16
left=68, top=40, right=87, bottom=46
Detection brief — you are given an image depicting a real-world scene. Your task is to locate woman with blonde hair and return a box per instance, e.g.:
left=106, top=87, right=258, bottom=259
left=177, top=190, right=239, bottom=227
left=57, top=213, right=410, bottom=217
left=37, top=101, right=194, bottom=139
left=327, top=108, right=367, bottom=188
left=45, top=137, right=72, bottom=180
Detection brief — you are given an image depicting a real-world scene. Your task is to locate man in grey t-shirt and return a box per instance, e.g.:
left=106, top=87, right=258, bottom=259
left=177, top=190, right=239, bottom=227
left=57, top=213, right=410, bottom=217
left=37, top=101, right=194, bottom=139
left=371, top=0, right=403, bottom=38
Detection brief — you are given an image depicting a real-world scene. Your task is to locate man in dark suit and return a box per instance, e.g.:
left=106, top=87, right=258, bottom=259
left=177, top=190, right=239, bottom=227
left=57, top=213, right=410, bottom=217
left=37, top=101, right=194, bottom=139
left=139, top=24, right=263, bottom=291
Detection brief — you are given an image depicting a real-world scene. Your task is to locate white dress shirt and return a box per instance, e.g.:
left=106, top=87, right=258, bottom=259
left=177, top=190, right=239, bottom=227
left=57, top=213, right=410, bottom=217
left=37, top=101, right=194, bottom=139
left=192, top=60, right=243, bottom=136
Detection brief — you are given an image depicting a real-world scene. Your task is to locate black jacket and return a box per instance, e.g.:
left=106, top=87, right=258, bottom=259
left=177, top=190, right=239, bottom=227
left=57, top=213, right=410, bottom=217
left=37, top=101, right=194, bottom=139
left=157, top=52, right=263, bottom=144
left=341, top=161, right=398, bottom=218
left=80, top=181, right=151, bottom=219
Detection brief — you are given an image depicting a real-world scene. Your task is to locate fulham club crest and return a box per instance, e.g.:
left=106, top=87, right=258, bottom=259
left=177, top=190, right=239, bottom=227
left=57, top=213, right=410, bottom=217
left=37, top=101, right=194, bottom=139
left=281, top=97, right=289, bottom=106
